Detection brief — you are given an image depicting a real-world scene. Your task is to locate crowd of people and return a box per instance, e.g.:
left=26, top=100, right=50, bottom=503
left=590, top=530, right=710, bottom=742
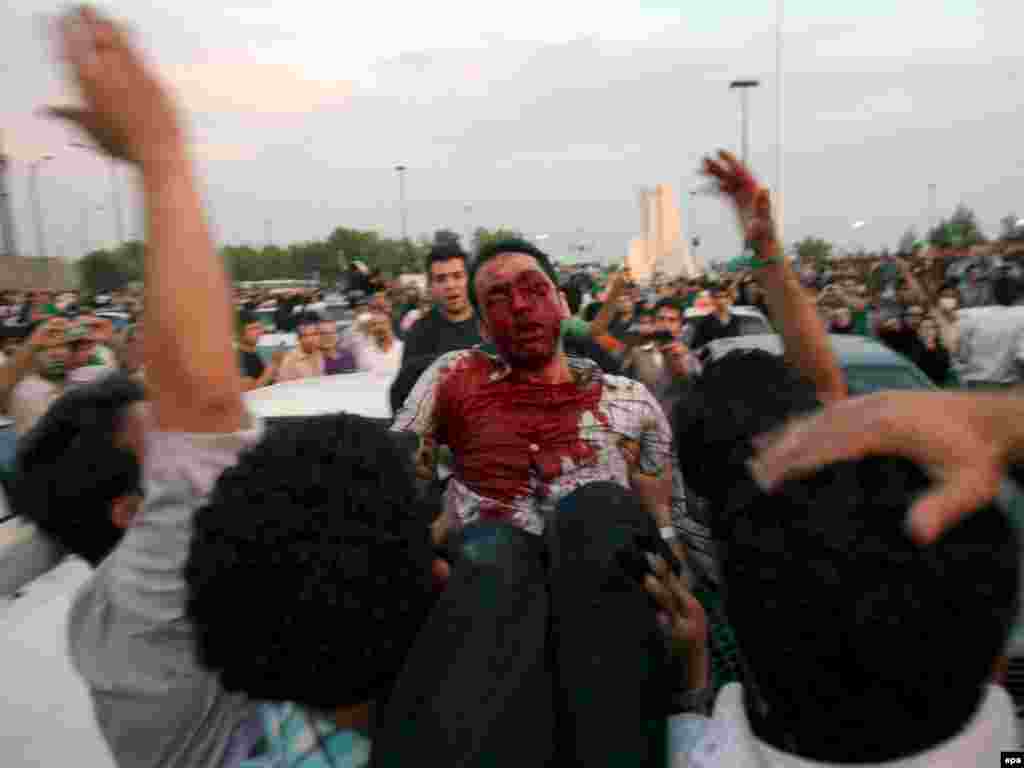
left=2, top=7, right=1023, bottom=768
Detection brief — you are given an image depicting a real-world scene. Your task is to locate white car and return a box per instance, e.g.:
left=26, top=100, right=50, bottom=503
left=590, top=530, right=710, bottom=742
left=0, top=372, right=394, bottom=767
left=684, top=305, right=771, bottom=336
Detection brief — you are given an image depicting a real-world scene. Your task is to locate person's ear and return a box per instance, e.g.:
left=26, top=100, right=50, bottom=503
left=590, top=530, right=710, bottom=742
left=109, top=493, right=142, bottom=530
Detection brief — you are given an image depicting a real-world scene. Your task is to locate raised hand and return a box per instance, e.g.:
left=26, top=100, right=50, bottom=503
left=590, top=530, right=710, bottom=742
left=701, top=150, right=779, bottom=259
left=643, top=553, right=708, bottom=691
left=44, top=7, right=182, bottom=165
left=748, top=391, right=1009, bottom=543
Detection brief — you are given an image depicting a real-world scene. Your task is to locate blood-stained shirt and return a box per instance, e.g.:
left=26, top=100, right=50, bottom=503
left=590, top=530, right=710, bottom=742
left=391, top=348, right=673, bottom=534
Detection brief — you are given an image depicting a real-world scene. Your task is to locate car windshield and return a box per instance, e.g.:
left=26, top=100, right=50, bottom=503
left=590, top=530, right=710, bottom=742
left=323, top=305, right=351, bottom=324
left=737, top=315, right=771, bottom=335
left=842, top=365, right=933, bottom=395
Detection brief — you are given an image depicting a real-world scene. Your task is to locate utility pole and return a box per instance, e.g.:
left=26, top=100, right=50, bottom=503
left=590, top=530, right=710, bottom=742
left=729, top=79, right=761, bottom=167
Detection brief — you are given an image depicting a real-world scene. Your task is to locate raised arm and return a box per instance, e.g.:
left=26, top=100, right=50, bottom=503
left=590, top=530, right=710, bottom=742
left=589, top=270, right=629, bottom=339
left=0, top=319, right=68, bottom=411
left=50, top=8, right=243, bottom=434
left=702, top=151, right=847, bottom=403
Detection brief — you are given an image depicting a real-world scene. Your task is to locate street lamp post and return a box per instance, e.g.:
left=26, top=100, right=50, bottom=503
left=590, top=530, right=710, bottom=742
left=729, top=80, right=761, bottom=167
left=29, top=154, right=55, bottom=260
left=570, top=228, right=592, bottom=265
left=463, top=202, right=473, bottom=251
left=81, top=203, right=105, bottom=257
left=395, top=165, right=408, bottom=243
left=70, top=142, right=125, bottom=248
left=927, top=183, right=937, bottom=234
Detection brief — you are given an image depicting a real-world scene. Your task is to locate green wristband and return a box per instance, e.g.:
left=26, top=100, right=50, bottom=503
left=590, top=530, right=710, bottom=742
left=730, top=241, right=783, bottom=271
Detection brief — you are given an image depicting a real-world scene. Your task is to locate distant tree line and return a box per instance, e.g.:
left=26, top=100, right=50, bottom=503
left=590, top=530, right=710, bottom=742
left=76, top=225, right=524, bottom=294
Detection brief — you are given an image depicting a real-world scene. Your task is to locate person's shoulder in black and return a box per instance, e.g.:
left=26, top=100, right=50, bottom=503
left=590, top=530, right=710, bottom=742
left=401, top=308, right=442, bottom=362
left=239, top=348, right=265, bottom=380
left=912, top=342, right=951, bottom=385
left=563, top=335, right=621, bottom=375
left=402, top=307, right=482, bottom=364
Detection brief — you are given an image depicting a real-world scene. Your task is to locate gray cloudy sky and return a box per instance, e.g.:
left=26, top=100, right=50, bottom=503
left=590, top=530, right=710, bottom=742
left=3, top=0, right=1022, bottom=268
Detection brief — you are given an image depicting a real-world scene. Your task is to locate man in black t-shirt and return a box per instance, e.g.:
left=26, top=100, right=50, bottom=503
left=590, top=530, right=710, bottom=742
left=237, top=314, right=282, bottom=390
left=686, top=284, right=742, bottom=350
left=402, top=244, right=482, bottom=363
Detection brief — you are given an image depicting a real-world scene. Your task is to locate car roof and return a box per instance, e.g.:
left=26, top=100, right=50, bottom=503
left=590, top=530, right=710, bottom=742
left=685, top=306, right=767, bottom=319
left=704, top=333, right=930, bottom=369
left=244, top=372, right=394, bottom=420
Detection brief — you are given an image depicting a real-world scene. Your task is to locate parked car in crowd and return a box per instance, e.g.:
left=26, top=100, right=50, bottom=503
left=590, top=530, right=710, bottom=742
left=699, top=333, right=937, bottom=394
left=684, top=306, right=773, bottom=339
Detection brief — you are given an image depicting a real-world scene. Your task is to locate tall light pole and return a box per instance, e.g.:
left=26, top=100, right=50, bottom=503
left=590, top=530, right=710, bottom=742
left=570, top=228, right=592, bottom=265
left=688, top=188, right=701, bottom=271
left=70, top=142, right=124, bottom=248
left=775, top=0, right=785, bottom=241
left=927, top=183, right=937, bottom=234
left=29, top=154, right=55, bottom=260
left=395, top=165, right=408, bottom=243
left=81, top=203, right=105, bottom=257
left=463, top=202, right=473, bottom=251
left=729, top=79, right=761, bottom=168
left=0, top=131, right=17, bottom=259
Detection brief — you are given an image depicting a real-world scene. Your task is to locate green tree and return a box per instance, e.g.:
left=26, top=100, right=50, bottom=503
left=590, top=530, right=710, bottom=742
left=794, top=236, right=833, bottom=272
left=76, top=240, right=146, bottom=294
left=471, top=226, right=524, bottom=255
left=927, top=205, right=986, bottom=248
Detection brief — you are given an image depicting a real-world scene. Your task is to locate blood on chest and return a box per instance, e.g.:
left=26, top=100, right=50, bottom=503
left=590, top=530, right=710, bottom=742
left=439, top=361, right=609, bottom=504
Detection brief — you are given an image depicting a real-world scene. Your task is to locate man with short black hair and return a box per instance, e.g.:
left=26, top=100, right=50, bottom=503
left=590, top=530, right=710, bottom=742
left=237, top=313, right=282, bottom=390
left=394, top=236, right=676, bottom=537
left=277, top=313, right=324, bottom=381
left=402, top=243, right=482, bottom=362
left=685, top=284, right=742, bottom=349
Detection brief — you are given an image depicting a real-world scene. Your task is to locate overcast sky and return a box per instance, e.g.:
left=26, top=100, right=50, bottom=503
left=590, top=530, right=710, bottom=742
left=3, top=1, right=1022, bottom=268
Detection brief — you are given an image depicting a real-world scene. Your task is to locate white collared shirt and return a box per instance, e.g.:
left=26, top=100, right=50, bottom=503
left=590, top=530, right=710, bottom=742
left=671, top=683, right=1018, bottom=768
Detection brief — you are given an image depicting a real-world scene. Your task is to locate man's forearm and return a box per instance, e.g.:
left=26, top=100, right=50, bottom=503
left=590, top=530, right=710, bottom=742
left=755, top=255, right=847, bottom=402
left=141, top=145, right=244, bottom=433
left=0, top=343, right=39, bottom=409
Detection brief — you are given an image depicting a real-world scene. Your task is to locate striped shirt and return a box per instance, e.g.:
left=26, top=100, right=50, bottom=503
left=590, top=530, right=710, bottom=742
left=392, top=349, right=673, bottom=535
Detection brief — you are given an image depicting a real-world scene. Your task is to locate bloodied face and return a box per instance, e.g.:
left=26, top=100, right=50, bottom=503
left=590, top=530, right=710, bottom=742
left=475, top=252, right=569, bottom=370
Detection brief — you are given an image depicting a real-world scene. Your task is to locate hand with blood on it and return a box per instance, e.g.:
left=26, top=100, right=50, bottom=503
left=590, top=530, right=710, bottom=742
left=644, top=553, right=708, bottom=691
left=701, top=150, right=777, bottom=255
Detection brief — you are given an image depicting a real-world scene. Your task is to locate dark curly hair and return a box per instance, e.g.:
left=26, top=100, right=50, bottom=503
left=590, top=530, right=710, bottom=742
left=185, top=413, right=437, bottom=712
left=673, top=350, right=1019, bottom=762
left=14, top=372, right=145, bottom=565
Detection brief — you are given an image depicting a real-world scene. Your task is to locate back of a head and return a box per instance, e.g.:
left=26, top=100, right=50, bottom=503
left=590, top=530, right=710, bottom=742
left=674, top=351, right=1019, bottom=761
left=186, top=413, right=437, bottom=712
left=14, top=373, right=144, bottom=566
